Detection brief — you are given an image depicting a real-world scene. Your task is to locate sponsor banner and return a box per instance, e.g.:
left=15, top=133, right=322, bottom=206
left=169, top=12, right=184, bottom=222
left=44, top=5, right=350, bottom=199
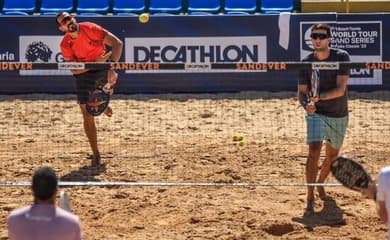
left=0, top=14, right=388, bottom=94
left=185, top=63, right=211, bottom=71
left=58, top=62, right=85, bottom=70
left=125, top=36, right=267, bottom=73
left=332, top=22, right=381, bottom=55
left=19, top=36, right=70, bottom=76
left=0, top=51, right=16, bottom=61
left=349, top=56, right=382, bottom=85
left=335, top=22, right=382, bottom=85
left=312, top=62, right=339, bottom=70
left=300, top=21, right=383, bottom=85
left=0, top=62, right=33, bottom=70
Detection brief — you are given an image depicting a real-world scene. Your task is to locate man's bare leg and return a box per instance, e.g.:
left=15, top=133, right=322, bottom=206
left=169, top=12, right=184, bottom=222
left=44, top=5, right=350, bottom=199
left=80, top=104, right=100, bottom=165
left=306, top=142, right=322, bottom=212
left=317, top=143, right=339, bottom=199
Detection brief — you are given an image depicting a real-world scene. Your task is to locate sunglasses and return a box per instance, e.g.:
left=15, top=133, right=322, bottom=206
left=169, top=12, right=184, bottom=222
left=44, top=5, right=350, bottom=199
left=59, top=16, right=73, bottom=26
left=310, top=33, right=329, bottom=40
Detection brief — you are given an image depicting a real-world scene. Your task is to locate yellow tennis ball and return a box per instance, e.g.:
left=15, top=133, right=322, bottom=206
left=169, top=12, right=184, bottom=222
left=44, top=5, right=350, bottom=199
left=238, top=141, right=244, bottom=146
left=139, top=13, right=149, bottom=24
left=233, top=135, right=244, bottom=142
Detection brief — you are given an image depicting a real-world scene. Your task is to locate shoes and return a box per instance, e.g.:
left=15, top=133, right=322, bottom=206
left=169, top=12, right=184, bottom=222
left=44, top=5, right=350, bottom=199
left=305, top=199, right=314, bottom=214
left=317, top=186, right=333, bottom=201
left=320, top=195, right=333, bottom=201
left=91, top=154, right=101, bottom=166
left=317, top=186, right=326, bottom=197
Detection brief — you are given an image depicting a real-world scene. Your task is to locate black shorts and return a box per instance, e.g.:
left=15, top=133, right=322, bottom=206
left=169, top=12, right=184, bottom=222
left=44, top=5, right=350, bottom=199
left=73, top=70, right=108, bottom=104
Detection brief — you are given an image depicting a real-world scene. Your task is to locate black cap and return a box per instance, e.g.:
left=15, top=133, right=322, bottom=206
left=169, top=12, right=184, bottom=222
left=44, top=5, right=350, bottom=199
left=32, top=167, right=58, bottom=200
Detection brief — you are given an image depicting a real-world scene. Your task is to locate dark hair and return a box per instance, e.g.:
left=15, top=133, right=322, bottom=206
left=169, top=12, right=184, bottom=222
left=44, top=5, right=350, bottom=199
left=32, top=167, right=58, bottom=200
left=311, top=23, right=331, bottom=38
left=55, top=11, right=71, bottom=25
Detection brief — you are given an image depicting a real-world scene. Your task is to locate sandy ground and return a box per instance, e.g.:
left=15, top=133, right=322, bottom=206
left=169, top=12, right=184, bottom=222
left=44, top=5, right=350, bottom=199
left=0, top=91, right=389, bottom=240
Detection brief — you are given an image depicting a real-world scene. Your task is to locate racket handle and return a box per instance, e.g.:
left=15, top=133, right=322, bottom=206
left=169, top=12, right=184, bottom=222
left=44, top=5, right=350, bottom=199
left=307, top=95, right=314, bottom=106
left=59, top=190, right=72, bottom=212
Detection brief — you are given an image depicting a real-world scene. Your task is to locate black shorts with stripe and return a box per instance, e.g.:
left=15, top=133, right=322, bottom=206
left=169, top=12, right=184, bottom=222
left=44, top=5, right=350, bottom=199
left=73, top=70, right=108, bottom=104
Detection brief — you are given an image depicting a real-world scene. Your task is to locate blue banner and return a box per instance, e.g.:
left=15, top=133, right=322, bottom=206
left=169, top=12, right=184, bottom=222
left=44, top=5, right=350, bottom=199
left=0, top=13, right=389, bottom=94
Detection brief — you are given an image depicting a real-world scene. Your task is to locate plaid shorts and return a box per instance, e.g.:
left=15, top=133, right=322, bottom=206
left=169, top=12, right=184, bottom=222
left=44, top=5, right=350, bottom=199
left=305, top=113, right=348, bottom=150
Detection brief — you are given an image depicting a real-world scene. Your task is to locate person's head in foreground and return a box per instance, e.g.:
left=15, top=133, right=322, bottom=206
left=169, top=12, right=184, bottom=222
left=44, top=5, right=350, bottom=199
left=32, top=166, right=58, bottom=204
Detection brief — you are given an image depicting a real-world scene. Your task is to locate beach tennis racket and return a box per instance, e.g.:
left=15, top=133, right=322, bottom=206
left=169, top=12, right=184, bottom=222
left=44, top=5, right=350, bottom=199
left=86, top=87, right=110, bottom=116
left=309, top=69, right=320, bottom=104
left=331, top=156, right=372, bottom=191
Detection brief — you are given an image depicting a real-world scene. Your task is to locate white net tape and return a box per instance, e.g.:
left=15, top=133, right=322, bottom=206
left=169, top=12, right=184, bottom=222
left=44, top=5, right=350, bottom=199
left=0, top=181, right=342, bottom=187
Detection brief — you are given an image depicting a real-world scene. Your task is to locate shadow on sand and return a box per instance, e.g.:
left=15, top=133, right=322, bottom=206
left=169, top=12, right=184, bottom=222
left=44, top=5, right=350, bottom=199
left=60, top=161, right=106, bottom=182
left=292, top=197, right=346, bottom=231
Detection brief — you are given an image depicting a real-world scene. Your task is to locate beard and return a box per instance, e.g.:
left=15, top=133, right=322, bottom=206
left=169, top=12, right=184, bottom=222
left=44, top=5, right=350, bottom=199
left=314, top=45, right=328, bottom=52
left=68, top=23, right=78, bottom=33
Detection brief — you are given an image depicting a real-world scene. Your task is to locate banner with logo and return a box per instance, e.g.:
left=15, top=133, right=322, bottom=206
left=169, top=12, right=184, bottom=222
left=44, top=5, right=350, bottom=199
left=300, top=19, right=382, bottom=85
left=19, top=36, right=71, bottom=76
left=0, top=14, right=389, bottom=93
left=125, top=36, right=267, bottom=73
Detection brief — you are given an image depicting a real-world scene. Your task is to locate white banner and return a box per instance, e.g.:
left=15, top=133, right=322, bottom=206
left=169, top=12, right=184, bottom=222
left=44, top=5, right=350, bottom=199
left=19, top=36, right=70, bottom=76
left=125, top=36, right=267, bottom=73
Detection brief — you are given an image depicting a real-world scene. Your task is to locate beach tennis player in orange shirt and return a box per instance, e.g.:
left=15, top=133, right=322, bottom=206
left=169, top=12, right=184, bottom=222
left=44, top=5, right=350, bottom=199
left=56, top=12, right=123, bottom=166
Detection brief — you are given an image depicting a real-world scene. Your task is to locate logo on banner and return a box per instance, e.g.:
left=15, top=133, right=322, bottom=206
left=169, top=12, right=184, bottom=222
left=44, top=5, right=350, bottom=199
left=58, top=62, right=85, bottom=70
left=303, top=27, right=316, bottom=51
left=312, top=62, right=339, bottom=70
left=19, top=36, right=70, bottom=76
left=185, top=63, right=211, bottom=71
left=300, top=21, right=382, bottom=85
left=0, top=51, right=15, bottom=61
left=125, top=36, right=267, bottom=73
left=25, top=41, right=53, bottom=62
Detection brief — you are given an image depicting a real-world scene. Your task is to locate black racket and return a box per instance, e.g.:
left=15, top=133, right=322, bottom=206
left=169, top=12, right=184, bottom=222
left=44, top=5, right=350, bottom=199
left=331, top=156, right=372, bottom=191
left=86, top=88, right=110, bottom=116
